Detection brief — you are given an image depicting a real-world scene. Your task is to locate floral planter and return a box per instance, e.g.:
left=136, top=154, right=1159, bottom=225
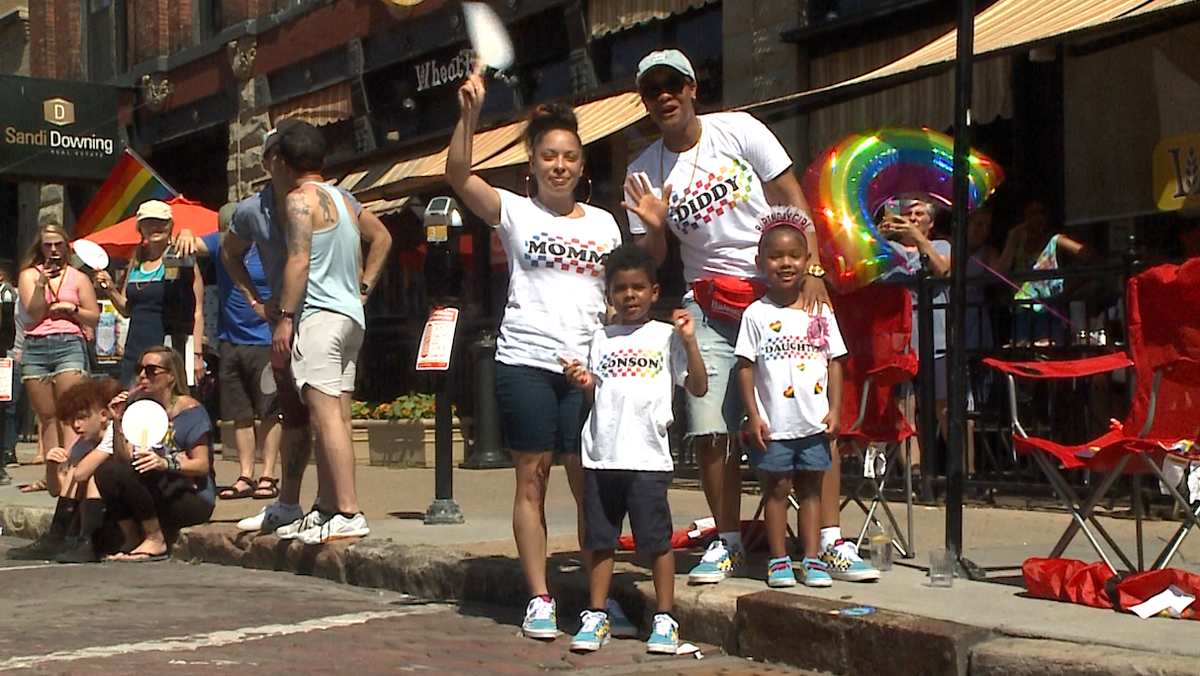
left=351, top=418, right=469, bottom=468
left=216, top=418, right=470, bottom=468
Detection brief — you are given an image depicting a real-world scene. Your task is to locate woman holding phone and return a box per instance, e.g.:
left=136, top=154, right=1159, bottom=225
left=95, top=345, right=215, bottom=561
left=18, top=222, right=100, bottom=466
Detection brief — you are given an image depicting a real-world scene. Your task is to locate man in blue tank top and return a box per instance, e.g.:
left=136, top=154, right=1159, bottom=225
left=223, top=119, right=392, bottom=539
left=270, top=120, right=371, bottom=544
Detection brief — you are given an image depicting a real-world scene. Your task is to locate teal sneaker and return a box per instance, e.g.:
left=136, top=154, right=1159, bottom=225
left=605, top=598, right=637, bottom=638
left=799, top=557, right=833, bottom=588
left=820, top=539, right=881, bottom=582
left=570, top=610, right=610, bottom=652
left=767, top=556, right=797, bottom=588
left=687, top=539, right=740, bottom=584
left=646, top=613, right=678, bottom=654
left=521, top=596, right=558, bottom=640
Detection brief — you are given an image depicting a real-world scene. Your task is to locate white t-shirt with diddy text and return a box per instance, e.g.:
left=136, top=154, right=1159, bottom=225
left=494, top=188, right=623, bottom=372
left=582, top=321, right=689, bottom=472
left=626, top=112, right=794, bottom=283
left=735, top=298, right=848, bottom=441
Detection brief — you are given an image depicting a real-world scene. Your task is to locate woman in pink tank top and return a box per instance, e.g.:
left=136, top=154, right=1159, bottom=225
left=18, top=223, right=100, bottom=463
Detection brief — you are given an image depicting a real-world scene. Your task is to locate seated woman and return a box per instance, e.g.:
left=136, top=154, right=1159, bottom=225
left=6, top=377, right=123, bottom=563
left=96, top=345, right=215, bottom=562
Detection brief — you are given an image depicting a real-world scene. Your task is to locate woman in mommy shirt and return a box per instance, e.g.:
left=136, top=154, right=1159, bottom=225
left=446, top=71, right=623, bottom=640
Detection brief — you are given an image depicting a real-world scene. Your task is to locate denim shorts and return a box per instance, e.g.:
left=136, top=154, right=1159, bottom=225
left=21, top=333, right=90, bottom=381
left=750, top=433, right=832, bottom=474
left=681, top=295, right=743, bottom=438
left=494, top=361, right=584, bottom=453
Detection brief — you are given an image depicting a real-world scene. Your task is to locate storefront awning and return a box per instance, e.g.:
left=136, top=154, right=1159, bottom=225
left=360, top=195, right=412, bottom=216
left=353, top=90, right=647, bottom=199
left=271, top=82, right=353, bottom=126
left=745, top=0, right=1199, bottom=119
left=588, top=0, right=717, bottom=37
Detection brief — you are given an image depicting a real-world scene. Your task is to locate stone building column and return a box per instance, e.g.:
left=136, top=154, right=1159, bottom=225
left=38, top=184, right=64, bottom=228
left=722, top=0, right=808, bottom=166
left=226, top=36, right=271, bottom=203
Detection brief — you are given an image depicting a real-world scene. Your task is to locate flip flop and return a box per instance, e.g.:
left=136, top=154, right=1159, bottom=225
left=19, top=479, right=47, bottom=493
left=110, top=551, right=169, bottom=563
left=218, top=476, right=256, bottom=500
left=252, top=476, right=279, bottom=500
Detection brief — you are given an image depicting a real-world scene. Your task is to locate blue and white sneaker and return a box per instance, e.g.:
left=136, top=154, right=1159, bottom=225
left=605, top=598, right=637, bottom=638
left=820, top=539, right=881, bottom=582
left=687, top=539, right=742, bottom=584
left=522, top=596, right=558, bottom=640
left=799, top=557, right=833, bottom=588
left=569, top=610, right=610, bottom=652
left=646, top=613, right=679, bottom=654
left=767, top=556, right=797, bottom=588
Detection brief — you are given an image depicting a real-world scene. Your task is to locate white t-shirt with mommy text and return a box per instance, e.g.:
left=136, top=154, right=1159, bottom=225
left=494, top=188, right=623, bottom=372
left=626, top=112, right=794, bottom=283
left=582, top=321, right=689, bottom=472
left=735, top=298, right=848, bottom=441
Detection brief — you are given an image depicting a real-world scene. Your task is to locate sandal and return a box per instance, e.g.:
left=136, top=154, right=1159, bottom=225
left=253, top=476, right=279, bottom=500
left=19, top=479, right=47, bottom=493
left=218, top=476, right=256, bottom=500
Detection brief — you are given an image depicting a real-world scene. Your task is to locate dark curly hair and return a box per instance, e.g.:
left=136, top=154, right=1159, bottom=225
left=523, top=102, right=583, bottom=157
left=603, top=242, right=657, bottom=287
left=56, top=377, right=125, bottom=423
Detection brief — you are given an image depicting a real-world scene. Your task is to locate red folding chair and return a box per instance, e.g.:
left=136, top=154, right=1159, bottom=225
left=985, top=260, right=1200, bottom=574
left=834, top=284, right=919, bottom=558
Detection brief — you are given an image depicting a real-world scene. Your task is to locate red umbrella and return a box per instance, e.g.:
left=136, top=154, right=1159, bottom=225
left=79, top=196, right=218, bottom=260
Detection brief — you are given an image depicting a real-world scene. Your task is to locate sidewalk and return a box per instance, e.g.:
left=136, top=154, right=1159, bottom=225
left=2, top=455, right=1198, bottom=676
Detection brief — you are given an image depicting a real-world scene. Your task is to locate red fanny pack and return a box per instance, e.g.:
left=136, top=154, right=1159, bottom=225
left=690, top=277, right=768, bottom=324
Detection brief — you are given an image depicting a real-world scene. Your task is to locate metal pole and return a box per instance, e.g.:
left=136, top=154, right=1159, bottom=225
left=946, top=0, right=974, bottom=569
left=916, top=262, right=936, bottom=506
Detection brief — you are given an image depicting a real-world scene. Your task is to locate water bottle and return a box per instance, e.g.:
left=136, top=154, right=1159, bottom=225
left=96, top=311, right=117, bottom=357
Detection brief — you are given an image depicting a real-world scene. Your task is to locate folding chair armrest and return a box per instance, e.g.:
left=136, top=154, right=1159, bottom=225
left=981, top=352, right=1133, bottom=380
left=847, top=374, right=875, bottom=434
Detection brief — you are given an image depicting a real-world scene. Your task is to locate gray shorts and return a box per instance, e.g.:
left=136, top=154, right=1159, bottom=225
left=291, top=310, right=364, bottom=397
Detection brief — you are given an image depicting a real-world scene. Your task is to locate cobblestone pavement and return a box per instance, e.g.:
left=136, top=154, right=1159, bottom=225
left=0, top=537, right=814, bottom=676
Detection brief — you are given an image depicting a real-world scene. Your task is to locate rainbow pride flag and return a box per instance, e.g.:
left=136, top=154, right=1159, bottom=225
left=73, top=149, right=176, bottom=238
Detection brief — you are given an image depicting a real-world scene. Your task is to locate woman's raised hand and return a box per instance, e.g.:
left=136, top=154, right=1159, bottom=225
left=457, top=72, right=487, bottom=120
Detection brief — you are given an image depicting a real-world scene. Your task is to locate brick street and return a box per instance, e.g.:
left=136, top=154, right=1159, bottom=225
left=0, top=536, right=816, bottom=676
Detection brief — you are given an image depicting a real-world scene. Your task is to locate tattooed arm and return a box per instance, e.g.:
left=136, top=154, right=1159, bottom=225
left=273, top=186, right=316, bottom=363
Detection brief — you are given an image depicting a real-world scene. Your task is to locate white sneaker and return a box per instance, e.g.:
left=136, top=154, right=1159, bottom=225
left=296, top=512, right=370, bottom=545
left=276, top=509, right=328, bottom=540
left=236, top=502, right=303, bottom=533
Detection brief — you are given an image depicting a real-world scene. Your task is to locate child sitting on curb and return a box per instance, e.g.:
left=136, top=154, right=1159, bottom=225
left=736, top=208, right=847, bottom=588
left=6, top=377, right=122, bottom=563
left=563, top=243, right=707, bottom=654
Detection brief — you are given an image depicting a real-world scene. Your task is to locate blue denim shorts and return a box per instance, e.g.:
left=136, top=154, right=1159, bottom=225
left=494, top=361, right=584, bottom=453
left=681, top=296, right=743, bottom=439
left=750, top=433, right=832, bottom=474
left=21, top=333, right=90, bottom=381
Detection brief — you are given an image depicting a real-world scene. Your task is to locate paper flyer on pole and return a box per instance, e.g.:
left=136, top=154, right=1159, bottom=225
left=416, top=308, right=459, bottom=371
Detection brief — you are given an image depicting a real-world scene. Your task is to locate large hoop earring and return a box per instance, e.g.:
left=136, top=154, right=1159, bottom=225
left=524, top=174, right=531, bottom=199
left=583, top=176, right=593, bottom=204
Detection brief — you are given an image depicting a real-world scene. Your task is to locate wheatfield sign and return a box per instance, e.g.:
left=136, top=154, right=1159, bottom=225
left=0, top=75, right=119, bottom=181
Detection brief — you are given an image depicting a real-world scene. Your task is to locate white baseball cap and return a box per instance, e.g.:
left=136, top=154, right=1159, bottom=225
left=636, top=49, right=697, bottom=86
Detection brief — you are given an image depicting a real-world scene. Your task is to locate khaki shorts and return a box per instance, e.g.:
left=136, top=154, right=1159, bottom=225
left=291, top=310, right=364, bottom=397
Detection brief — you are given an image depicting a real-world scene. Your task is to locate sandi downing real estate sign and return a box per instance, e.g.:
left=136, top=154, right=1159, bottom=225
left=0, top=75, right=120, bottom=182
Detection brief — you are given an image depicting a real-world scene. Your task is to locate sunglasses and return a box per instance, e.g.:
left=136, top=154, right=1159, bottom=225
left=136, top=363, right=169, bottom=377
left=639, top=72, right=689, bottom=99
left=41, top=241, right=68, bottom=249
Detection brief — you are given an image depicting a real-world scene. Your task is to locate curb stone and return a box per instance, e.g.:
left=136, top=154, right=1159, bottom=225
left=2, top=504, right=1194, bottom=676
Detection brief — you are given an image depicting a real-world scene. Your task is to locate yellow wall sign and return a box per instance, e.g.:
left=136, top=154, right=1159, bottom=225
left=1154, top=132, right=1200, bottom=211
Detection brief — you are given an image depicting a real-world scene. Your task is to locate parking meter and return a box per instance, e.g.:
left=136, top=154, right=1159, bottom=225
left=423, top=196, right=464, bottom=303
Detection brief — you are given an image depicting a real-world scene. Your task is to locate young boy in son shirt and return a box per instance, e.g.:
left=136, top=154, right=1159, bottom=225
left=736, top=208, right=847, bottom=588
left=563, top=243, right=707, bottom=654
